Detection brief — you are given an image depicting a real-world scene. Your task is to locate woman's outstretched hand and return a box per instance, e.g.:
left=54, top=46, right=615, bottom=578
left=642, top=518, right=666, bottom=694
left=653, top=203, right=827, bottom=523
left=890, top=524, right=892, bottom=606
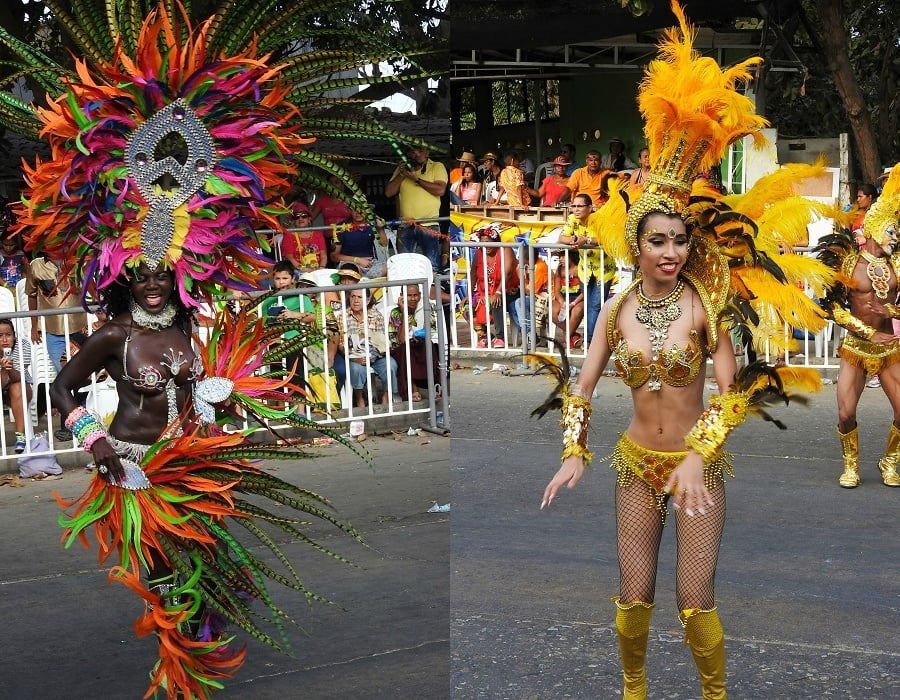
left=90, top=437, right=126, bottom=484
left=664, top=451, right=714, bottom=517
left=541, top=456, right=585, bottom=509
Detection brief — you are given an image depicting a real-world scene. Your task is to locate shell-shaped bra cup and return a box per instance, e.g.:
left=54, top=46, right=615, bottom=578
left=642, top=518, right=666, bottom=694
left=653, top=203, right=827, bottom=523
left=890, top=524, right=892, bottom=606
left=612, top=330, right=706, bottom=389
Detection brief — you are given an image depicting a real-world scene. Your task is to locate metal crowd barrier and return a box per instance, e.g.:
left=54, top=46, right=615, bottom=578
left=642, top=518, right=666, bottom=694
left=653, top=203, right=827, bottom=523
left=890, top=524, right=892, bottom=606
left=448, top=239, right=844, bottom=370
left=1, top=277, right=450, bottom=464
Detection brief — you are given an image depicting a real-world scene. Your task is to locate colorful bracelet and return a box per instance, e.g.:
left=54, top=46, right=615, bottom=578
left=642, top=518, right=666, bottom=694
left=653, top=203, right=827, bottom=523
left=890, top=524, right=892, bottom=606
left=66, top=406, right=109, bottom=454
left=684, top=391, right=749, bottom=462
left=82, top=429, right=109, bottom=453
left=64, top=406, right=89, bottom=431
left=560, top=391, right=593, bottom=465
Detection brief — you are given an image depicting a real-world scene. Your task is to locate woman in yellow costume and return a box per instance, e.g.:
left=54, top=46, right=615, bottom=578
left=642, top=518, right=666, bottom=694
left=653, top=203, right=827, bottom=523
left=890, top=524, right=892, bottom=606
left=537, top=3, right=834, bottom=698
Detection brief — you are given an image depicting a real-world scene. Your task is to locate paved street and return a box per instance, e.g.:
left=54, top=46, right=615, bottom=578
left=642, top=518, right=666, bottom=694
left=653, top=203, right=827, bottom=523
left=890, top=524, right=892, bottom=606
left=451, top=365, right=900, bottom=699
left=0, top=430, right=448, bottom=699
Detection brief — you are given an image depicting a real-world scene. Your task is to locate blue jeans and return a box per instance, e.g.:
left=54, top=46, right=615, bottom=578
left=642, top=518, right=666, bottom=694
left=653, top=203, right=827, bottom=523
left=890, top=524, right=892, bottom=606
left=585, top=276, right=613, bottom=346
left=46, top=332, right=68, bottom=374
left=400, top=223, right=441, bottom=272
left=348, top=355, right=399, bottom=394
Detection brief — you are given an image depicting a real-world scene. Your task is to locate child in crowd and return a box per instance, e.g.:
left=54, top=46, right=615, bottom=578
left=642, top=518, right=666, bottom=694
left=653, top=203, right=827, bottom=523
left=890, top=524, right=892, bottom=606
left=330, top=206, right=388, bottom=279
left=0, top=318, right=32, bottom=453
left=0, top=230, right=27, bottom=288
left=551, top=250, right=584, bottom=348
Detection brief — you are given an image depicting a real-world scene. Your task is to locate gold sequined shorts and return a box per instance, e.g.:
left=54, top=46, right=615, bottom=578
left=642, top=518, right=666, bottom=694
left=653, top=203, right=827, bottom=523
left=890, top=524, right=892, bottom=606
left=607, top=432, right=733, bottom=524
left=838, top=334, right=900, bottom=376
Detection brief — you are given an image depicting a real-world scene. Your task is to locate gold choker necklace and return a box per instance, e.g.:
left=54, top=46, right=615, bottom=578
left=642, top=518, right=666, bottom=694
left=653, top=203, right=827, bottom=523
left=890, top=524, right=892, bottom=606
left=635, top=280, right=684, bottom=391
left=860, top=250, right=891, bottom=300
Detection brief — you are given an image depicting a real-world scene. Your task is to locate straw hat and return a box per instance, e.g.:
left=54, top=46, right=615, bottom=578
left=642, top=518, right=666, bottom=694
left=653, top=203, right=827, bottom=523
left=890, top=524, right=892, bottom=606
left=458, top=151, right=477, bottom=164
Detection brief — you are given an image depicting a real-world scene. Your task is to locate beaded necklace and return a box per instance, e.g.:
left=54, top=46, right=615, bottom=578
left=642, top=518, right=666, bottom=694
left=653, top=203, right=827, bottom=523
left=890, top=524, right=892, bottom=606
left=635, top=279, right=685, bottom=379
left=860, top=250, right=891, bottom=300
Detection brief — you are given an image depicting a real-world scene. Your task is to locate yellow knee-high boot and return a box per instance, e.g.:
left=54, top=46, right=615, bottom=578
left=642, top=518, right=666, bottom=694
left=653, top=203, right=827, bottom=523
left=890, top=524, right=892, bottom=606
left=614, top=597, right=654, bottom=700
left=878, top=424, right=900, bottom=487
left=838, top=426, right=860, bottom=488
left=680, top=607, right=726, bottom=700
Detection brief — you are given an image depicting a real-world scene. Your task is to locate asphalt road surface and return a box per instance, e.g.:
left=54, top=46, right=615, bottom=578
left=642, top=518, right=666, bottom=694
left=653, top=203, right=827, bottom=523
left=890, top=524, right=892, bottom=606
left=0, top=431, right=448, bottom=699
left=451, top=367, right=900, bottom=699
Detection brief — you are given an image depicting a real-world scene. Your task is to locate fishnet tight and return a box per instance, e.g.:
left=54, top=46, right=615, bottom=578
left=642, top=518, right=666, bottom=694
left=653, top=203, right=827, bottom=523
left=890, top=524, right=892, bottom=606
left=615, top=477, right=726, bottom=610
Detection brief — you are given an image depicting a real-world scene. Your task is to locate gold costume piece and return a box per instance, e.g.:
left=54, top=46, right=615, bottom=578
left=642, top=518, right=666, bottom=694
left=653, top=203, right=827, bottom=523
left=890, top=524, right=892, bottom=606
left=608, top=277, right=711, bottom=392
left=684, top=392, right=750, bottom=462
left=837, top=334, right=900, bottom=376
left=862, top=165, right=900, bottom=246
left=609, top=432, right=732, bottom=524
left=561, top=392, right=593, bottom=464
left=831, top=307, right=876, bottom=340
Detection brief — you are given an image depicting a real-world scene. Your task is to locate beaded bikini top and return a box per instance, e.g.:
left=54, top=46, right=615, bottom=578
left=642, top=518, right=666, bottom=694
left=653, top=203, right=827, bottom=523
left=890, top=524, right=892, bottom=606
left=607, top=278, right=709, bottom=390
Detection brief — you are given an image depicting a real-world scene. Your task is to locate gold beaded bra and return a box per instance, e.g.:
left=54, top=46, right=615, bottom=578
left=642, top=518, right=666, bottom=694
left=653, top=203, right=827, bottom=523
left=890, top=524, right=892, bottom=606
left=607, top=278, right=709, bottom=390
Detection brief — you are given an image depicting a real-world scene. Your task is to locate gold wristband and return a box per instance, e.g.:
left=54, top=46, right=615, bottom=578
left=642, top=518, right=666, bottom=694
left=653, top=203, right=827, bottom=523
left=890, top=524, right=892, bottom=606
left=832, top=307, right=876, bottom=339
left=560, top=392, right=593, bottom=464
left=886, top=304, right=900, bottom=319
left=684, top=392, right=749, bottom=462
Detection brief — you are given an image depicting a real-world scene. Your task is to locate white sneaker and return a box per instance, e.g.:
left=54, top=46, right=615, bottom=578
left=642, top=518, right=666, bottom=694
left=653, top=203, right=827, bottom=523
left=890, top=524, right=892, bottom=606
left=867, top=376, right=881, bottom=388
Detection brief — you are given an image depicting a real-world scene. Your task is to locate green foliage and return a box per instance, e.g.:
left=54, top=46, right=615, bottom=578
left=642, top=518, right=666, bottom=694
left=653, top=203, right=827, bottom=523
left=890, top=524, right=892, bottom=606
left=763, top=0, right=899, bottom=167
left=0, top=0, right=446, bottom=213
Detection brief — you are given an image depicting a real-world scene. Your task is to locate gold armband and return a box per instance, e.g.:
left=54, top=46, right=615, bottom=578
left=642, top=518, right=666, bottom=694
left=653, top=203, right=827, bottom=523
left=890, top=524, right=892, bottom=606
left=560, top=392, right=593, bottom=464
left=684, top=392, right=749, bottom=463
left=885, top=304, right=900, bottom=319
left=832, top=307, right=876, bottom=340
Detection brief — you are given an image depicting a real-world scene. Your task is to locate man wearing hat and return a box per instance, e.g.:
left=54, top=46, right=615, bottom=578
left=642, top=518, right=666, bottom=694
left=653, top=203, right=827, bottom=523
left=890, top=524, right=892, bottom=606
left=600, top=136, right=636, bottom=172
left=480, top=152, right=502, bottom=196
left=385, top=144, right=447, bottom=272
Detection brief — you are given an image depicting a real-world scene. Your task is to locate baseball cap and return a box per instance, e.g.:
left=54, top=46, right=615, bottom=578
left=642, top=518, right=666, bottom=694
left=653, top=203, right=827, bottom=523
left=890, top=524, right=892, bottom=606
left=292, top=203, right=312, bottom=217
left=553, top=155, right=571, bottom=166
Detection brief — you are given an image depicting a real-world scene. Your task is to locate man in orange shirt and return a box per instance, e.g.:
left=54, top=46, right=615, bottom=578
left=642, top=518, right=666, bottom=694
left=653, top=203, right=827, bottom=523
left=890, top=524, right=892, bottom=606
left=562, top=150, right=608, bottom=206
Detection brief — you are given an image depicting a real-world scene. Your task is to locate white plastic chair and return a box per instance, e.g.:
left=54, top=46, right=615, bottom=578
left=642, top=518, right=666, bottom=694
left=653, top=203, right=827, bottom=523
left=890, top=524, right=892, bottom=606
left=14, top=278, right=28, bottom=311
left=386, top=253, right=433, bottom=308
left=0, top=286, right=15, bottom=315
left=533, top=161, right=554, bottom=189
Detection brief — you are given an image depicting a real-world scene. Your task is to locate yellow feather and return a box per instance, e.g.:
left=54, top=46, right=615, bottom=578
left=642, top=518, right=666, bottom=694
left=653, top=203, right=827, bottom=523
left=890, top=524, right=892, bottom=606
left=774, top=366, right=824, bottom=394
left=756, top=197, right=833, bottom=248
left=638, top=1, right=768, bottom=177
left=589, top=179, right=632, bottom=265
left=724, top=158, right=827, bottom=218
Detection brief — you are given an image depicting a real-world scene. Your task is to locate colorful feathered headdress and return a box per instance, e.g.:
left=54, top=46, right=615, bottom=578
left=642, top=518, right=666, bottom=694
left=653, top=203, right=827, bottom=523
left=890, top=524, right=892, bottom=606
left=14, top=4, right=304, bottom=307
left=863, top=165, right=900, bottom=246
left=3, top=1, right=444, bottom=308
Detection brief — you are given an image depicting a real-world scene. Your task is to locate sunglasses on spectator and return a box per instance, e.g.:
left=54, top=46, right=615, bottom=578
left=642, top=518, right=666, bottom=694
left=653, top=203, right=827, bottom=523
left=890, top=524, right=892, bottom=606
left=295, top=212, right=311, bottom=218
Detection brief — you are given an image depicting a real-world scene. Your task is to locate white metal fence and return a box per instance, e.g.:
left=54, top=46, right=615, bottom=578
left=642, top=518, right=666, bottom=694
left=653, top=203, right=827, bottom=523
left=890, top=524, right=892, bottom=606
left=448, top=239, right=843, bottom=368
left=1, top=276, right=450, bottom=465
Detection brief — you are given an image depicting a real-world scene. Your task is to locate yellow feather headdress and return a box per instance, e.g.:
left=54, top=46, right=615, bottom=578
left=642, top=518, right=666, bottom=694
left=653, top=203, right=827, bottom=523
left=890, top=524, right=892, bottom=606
left=623, top=0, right=768, bottom=259
left=863, top=165, right=900, bottom=246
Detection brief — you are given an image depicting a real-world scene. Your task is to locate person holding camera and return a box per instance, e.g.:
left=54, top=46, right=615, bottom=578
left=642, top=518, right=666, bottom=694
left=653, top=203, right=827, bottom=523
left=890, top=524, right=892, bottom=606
left=0, top=319, right=32, bottom=453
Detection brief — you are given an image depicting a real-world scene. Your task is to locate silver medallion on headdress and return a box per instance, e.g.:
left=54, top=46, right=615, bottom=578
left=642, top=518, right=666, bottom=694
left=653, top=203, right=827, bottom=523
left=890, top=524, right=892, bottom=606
left=125, top=99, right=216, bottom=270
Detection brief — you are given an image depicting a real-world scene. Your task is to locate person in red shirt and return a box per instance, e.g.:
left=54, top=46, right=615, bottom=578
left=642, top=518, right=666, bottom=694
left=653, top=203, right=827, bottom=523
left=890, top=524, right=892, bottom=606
left=280, top=203, right=328, bottom=271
